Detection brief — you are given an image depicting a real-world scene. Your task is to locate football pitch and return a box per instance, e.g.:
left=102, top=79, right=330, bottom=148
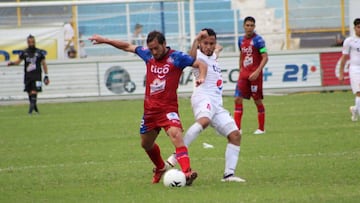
left=0, top=91, right=359, bottom=203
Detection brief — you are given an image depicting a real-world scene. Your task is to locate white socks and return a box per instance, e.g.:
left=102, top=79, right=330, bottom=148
left=356, top=96, right=360, bottom=114
left=183, top=122, right=203, bottom=147
left=224, top=143, right=240, bottom=176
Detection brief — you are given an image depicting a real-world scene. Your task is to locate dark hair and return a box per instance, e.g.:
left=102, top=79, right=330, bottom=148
left=354, top=18, right=360, bottom=26
left=146, top=31, right=166, bottom=44
left=201, top=28, right=217, bottom=39
left=27, top=34, right=35, bottom=40
left=244, top=16, right=256, bottom=24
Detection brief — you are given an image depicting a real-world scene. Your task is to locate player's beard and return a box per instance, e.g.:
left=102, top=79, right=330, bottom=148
left=28, top=45, right=36, bottom=52
left=201, top=48, right=213, bottom=56
left=205, top=50, right=213, bottom=56
left=155, top=48, right=169, bottom=60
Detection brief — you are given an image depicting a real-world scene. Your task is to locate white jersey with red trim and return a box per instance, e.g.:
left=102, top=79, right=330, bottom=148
left=192, top=49, right=223, bottom=104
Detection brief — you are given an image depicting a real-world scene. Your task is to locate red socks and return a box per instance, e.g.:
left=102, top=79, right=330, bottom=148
left=235, top=103, right=265, bottom=131
left=234, top=103, right=243, bottom=130
left=256, top=104, right=265, bottom=131
left=145, top=143, right=165, bottom=170
left=176, top=146, right=191, bottom=173
left=146, top=144, right=192, bottom=173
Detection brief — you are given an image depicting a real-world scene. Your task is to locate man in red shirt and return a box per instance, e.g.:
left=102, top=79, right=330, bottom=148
left=89, top=31, right=207, bottom=185
left=234, top=16, right=269, bottom=135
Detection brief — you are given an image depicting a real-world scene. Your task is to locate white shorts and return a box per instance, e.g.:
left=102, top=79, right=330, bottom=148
left=191, top=94, right=238, bottom=137
left=349, top=70, right=360, bottom=94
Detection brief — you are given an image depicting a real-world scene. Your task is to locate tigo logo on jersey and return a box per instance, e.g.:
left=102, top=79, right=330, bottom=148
left=241, top=46, right=253, bottom=55
left=150, top=64, right=170, bottom=79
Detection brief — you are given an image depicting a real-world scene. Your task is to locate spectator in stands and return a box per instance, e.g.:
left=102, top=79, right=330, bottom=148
left=79, top=40, right=87, bottom=58
left=64, top=18, right=76, bottom=58
left=131, top=23, right=145, bottom=46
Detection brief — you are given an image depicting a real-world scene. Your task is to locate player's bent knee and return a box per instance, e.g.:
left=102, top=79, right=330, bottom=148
left=140, top=141, right=153, bottom=151
left=167, top=127, right=185, bottom=147
left=140, top=134, right=156, bottom=151
left=219, top=122, right=239, bottom=138
left=140, top=139, right=154, bottom=151
left=167, top=127, right=181, bottom=139
left=197, top=117, right=211, bottom=128
left=228, top=130, right=241, bottom=145
left=254, top=99, right=263, bottom=105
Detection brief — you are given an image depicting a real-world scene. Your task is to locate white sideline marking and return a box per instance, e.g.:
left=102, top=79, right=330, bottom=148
left=0, top=161, right=99, bottom=173
left=0, top=151, right=359, bottom=173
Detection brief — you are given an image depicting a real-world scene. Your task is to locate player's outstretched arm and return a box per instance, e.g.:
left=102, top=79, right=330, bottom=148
left=7, top=57, right=22, bottom=66
left=192, top=59, right=207, bottom=86
left=89, top=34, right=137, bottom=53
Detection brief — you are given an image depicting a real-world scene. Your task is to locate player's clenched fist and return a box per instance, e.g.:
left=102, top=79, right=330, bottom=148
left=43, top=75, right=50, bottom=85
left=196, top=30, right=209, bottom=41
left=195, top=78, right=205, bottom=87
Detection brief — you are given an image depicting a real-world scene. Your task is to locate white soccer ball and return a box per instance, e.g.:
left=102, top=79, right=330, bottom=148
left=163, top=169, right=186, bottom=187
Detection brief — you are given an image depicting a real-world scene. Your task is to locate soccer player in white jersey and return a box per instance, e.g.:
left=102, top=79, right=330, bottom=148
left=340, top=18, right=360, bottom=121
left=167, top=28, right=245, bottom=182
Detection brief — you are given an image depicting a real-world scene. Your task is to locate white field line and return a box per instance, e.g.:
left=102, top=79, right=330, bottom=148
left=0, top=151, right=359, bottom=173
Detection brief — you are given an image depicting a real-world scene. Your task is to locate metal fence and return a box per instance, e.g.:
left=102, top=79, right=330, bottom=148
left=285, top=0, right=349, bottom=48
left=0, top=0, right=351, bottom=61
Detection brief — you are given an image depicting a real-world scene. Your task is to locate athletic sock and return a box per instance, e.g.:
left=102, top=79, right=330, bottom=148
left=28, top=94, right=37, bottom=114
left=145, top=143, right=165, bottom=170
left=33, top=94, right=39, bottom=113
left=234, top=103, right=243, bottom=130
left=183, top=122, right=203, bottom=147
left=176, top=146, right=191, bottom=173
left=355, top=96, right=360, bottom=115
left=224, top=143, right=240, bottom=176
left=256, top=104, right=265, bottom=131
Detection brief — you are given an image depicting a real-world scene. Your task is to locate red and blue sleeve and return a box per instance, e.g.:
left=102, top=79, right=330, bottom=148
left=253, top=36, right=267, bottom=54
left=238, top=36, right=243, bottom=50
left=135, top=46, right=152, bottom=63
left=171, top=51, right=195, bottom=70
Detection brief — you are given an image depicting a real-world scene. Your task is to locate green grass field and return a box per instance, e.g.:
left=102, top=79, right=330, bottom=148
left=1, top=92, right=360, bottom=203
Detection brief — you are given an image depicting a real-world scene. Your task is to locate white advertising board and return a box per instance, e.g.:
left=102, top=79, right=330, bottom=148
left=98, top=53, right=321, bottom=96
left=0, top=53, right=322, bottom=100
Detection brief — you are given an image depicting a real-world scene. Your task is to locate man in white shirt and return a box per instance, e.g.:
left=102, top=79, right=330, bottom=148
left=64, top=19, right=75, bottom=57
left=167, top=28, right=245, bottom=182
left=340, top=18, right=360, bottom=121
